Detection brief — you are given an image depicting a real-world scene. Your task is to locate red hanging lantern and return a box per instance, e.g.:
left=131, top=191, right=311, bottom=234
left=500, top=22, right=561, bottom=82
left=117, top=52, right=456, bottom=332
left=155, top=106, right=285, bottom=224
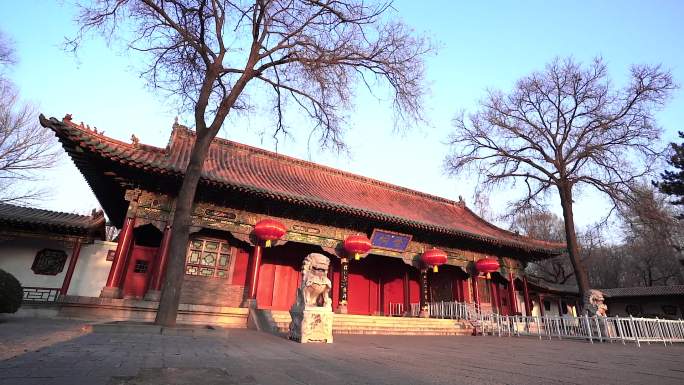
left=253, top=218, right=287, bottom=247
left=421, top=248, right=448, bottom=272
left=344, top=234, right=372, bottom=260
left=475, top=257, right=500, bottom=279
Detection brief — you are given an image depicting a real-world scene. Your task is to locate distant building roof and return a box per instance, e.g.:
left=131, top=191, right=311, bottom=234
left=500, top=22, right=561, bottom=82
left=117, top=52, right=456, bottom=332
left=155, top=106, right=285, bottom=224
left=526, top=279, right=579, bottom=295
left=527, top=281, right=684, bottom=299
left=601, top=285, right=684, bottom=298
left=39, top=114, right=566, bottom=257
left=0, top=203, right=105, bottom=240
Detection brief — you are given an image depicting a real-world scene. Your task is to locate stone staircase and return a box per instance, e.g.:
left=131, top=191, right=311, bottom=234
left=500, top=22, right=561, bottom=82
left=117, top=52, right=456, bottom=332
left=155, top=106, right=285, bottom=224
left=254, top=310, right=474, bottom=336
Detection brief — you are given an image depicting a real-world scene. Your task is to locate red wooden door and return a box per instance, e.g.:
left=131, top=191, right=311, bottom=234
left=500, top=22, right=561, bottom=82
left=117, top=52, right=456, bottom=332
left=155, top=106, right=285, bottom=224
left=256, top=246, right=304, bottom=310
left=122, top=245, right=157, bottom=298
left=348, top=256, right=379, bottom=315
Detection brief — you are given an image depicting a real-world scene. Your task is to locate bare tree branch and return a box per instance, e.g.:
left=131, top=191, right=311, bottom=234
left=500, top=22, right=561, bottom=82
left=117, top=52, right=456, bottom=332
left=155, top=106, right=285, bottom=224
left=446, top=57, right=677, bottom=309
left=69, top=0, right=432, bottom=326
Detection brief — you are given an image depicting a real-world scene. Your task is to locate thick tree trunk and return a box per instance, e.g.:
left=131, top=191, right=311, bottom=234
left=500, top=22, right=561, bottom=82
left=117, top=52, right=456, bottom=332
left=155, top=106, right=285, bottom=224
left=155, top=131, right=214, bottom=326
left=557, top=182, right=591, bottom=312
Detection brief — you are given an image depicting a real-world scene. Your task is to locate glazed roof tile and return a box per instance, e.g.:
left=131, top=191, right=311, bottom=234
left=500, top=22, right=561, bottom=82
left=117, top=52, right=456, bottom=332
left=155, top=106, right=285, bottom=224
left=40, top=114, right=566, bottom=255
left=0, top=203, right=105, bottom=238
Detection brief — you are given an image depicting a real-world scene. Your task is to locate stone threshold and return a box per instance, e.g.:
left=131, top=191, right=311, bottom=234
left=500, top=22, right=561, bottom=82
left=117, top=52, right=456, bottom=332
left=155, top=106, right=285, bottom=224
left=92, top=321, right=233, bottom=336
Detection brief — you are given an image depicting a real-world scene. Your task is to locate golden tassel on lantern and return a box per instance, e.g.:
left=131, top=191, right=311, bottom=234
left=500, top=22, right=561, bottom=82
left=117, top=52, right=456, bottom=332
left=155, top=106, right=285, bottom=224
left=265, top=240, right=272, bottom=247
left=433, top=265, right=439, bottom=273
left=354, top=253, right=360, bottom=261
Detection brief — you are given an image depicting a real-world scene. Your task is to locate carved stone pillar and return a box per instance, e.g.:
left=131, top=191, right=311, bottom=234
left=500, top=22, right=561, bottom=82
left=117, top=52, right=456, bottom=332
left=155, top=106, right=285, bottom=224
left=336, top=257, right=349, bottom=314
left=419, top=268, right=429, bottom=318
left=145, top=224, right=172, bottom=301
left=101, top=216, right=135, bottom=298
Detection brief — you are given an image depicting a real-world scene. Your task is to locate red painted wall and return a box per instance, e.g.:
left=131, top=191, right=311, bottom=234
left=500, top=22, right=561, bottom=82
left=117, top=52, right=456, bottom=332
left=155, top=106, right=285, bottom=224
left=230, top=247, right=250, bottom=286
left=381, top=264, right=406, bottom=315
left=348, top=256, right=378, bottom=315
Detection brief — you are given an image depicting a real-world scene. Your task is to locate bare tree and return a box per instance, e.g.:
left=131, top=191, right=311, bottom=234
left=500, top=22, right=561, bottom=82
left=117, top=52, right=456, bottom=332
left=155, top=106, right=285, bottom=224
left=71, top=0, right=431, bottom=326
left=0, top=32, right=58, bottom=204
left=619, top=185, right=683, bottom=286
left=0, top=31, right=16, bottom=68
left=511, top=209, right=574, bottom=284
left=446, top=57, right=676, bottom=310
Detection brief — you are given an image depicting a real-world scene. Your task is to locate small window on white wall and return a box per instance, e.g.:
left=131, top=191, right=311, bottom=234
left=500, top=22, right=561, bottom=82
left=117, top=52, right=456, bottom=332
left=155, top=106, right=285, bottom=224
left=31, top=249, right=68, bottom=275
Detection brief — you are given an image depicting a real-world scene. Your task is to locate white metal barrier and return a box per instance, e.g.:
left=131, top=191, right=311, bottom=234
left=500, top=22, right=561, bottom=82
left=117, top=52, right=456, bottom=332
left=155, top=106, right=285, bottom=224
left=387, top=301, right=684, bottom=347
left=478, top=314, right=684, bottom=347
left=389, top=301, right=484, bottom=319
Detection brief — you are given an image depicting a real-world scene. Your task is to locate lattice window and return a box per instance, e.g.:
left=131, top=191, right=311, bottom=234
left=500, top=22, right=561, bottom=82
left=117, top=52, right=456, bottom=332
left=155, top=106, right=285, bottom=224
left=185, top=238, right=231, bottom=278
left=134, top=260, right=149, bottom=273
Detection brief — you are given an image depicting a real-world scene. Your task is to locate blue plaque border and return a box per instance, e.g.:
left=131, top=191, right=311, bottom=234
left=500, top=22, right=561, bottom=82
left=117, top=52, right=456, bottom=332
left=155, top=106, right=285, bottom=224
left=370, top=229, right=413, bottom=252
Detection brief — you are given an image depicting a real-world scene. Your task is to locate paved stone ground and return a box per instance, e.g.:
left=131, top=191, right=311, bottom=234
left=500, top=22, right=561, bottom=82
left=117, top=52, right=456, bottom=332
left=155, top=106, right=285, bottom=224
left=1, top=317, right=683, bottom=385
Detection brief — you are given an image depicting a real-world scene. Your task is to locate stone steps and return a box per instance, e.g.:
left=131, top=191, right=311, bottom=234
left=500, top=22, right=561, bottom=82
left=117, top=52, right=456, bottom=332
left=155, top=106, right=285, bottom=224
left=263, top=310, right=474, bottom=336
left=54, top=296, right=249, bottom=328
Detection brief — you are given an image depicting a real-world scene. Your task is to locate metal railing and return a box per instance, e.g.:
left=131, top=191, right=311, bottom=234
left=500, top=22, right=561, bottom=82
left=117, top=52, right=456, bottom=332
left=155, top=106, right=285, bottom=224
left=389, top=301, right=486, bottom=319
left=478, top=313, right=684, bottom=347
left=22, top=287, right=60, bottom=302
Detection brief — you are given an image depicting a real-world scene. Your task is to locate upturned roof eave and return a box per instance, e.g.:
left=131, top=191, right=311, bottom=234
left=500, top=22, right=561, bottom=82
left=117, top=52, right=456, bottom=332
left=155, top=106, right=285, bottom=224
left=41, top=115, right=566, bottom=257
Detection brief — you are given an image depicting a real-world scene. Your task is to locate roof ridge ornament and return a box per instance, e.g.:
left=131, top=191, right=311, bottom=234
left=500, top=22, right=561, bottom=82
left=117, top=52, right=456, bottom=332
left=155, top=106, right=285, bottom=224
left=131, top=134, right=140, bottom=146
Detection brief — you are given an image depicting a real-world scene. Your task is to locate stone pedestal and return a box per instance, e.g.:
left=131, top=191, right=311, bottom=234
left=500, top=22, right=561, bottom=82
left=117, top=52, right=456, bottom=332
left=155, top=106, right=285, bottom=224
left=241, top=298, right=258, bottom=309
left=289, top=306, right=333, bottom=344
left=335, top=302, right=348, bottom=314
left=100, top=286, right=122, bottom=299
left=144, top=289, right=161, bottom=301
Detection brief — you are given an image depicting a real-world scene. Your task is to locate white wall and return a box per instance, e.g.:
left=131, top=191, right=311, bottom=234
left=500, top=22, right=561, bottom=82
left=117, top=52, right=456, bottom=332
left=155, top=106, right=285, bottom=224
left=0, top=238, right=75, bottom=289
left=0, top=237, right=116, bottom=298
left=68, top=240, right=116, bottom=297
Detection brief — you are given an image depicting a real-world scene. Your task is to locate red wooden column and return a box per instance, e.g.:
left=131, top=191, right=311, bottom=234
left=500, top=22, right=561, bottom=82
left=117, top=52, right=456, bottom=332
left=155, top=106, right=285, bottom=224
left=337, top=257, right=349, bottom=314
left=242, top=244, right=263, bottom=308
left=508, top=271, right=518, bottom=315
left=490, top=279, right=500, bottom=314
left=101, top=217, right=135, bottom=298
left=538, top=294, right=545, bottom=316
left=145, top=225, right=172, bottom=301
left=59, top=240, right=82, bottom=296
left=419, top=268, right=429, bottom=317
left=402, top=270, right=410, bottom=316
left=472, top=276, right=480, bottom=309
left=522, top=276, right=532, bottom=316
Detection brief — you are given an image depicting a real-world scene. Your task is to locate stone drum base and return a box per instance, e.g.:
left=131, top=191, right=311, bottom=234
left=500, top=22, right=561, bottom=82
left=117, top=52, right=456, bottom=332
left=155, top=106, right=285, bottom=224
left=289, top=307, right=333, bottom=343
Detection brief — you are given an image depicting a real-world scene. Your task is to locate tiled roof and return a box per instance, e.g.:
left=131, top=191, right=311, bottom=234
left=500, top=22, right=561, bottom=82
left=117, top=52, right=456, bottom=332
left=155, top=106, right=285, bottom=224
left=0, top=203, right=105, bottom=238
left=527, top=279, right=580, bottom=295
left=39, top=114, right=566, bottom=255
left=601, top=285, right=684, bottom=298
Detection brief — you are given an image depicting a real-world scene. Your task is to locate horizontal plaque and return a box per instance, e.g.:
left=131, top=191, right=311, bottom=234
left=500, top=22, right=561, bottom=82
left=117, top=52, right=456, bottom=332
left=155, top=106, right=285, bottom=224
left=370, top=229, right=412, bottom=252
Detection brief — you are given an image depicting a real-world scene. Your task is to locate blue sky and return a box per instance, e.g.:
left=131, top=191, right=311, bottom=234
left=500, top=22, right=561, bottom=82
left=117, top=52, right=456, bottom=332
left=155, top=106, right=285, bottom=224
left=1, top=0, right=683, bottom=232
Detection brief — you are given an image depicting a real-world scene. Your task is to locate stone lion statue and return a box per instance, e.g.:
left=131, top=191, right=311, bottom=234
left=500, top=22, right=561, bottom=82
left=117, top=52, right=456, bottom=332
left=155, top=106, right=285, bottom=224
left=289, top=253, right=334, bottom=343
left=586, top=289, right=608, bottom=317
left=294, top=253, right=332, bottom=309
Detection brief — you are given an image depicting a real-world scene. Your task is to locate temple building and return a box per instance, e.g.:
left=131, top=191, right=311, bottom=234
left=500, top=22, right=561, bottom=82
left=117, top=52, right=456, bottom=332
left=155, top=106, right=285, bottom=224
left=37, top=114, right=566, bottom=321
left=0, top=203, right=112, bottom=303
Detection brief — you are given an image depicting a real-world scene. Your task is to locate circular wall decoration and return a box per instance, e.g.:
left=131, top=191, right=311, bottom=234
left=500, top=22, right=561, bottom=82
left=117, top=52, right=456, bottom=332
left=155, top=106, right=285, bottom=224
left=31, top=249, right=68, bottom=275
